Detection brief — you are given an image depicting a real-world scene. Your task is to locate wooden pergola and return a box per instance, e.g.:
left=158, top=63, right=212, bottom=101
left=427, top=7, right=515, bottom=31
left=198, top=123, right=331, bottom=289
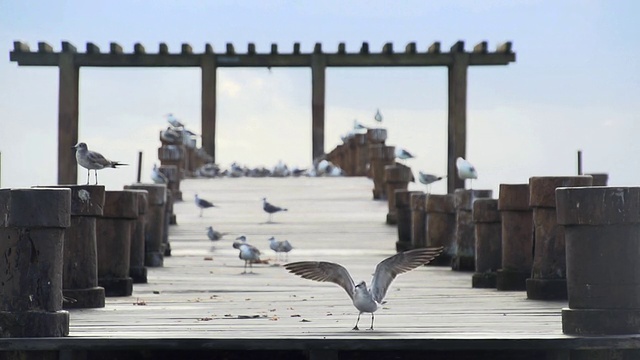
left=9, top=40, right=515, bottom=193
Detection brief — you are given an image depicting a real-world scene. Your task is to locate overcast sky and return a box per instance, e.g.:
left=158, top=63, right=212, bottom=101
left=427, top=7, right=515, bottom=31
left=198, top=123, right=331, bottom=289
left=1, top=0, right=638, bottom=194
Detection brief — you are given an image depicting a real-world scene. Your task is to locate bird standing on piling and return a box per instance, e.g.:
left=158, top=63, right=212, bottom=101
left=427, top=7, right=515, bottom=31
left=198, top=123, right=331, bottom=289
left=263, top=197, right=287, bottom=223
left=166, top=113, right=184, bottom=128
left=73, top=142, right=127, bottom=185
left=456, top=157, right=478, bottom=189
left=284, top=247, right=443, bottom=330
left=233, top=236, right=261, bottom=274
left=418, top=172, right=444, bottom=193
left=374, top=109, right=383, bottom=123
left=151, top=164, right=168, bottom=184
left=394, top=147, right=415, bottom=162
left=195, top=194, right=216, bottom=217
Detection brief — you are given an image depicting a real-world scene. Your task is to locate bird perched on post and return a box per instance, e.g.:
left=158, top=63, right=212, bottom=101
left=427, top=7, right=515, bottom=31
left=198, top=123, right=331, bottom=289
left=195, top=194, right=216, bottom=217
left=206, top=226, right=227, bottom=241
left=417, top=171, right=444, bottom=193
left=151, top=164, right=168, bottom=184
left=394, top=147, right=415, bottom=162
left=233, top=236, right=261, bottom=274
left=374, top=109, right=383, bottom=123
left=268, top=236, right=293, bottom=262
left=166, top=113, right=184, bottom=128
left=262, top=197, right=287, bottom=223
left=456, top=157, right=478, bottom=189
left=72, top=142, right=127, bottom=185
left=284, top=247, right=443, bottom=330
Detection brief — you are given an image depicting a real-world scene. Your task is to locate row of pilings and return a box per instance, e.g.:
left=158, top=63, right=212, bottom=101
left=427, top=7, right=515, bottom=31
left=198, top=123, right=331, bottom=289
left=327, top=128, right=640, bottom=337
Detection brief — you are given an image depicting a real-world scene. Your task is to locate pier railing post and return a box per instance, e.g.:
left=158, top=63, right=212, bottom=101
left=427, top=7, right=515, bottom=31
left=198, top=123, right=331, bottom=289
left=472, top=199, right=502, bottom=288
left=384, top=163, right=413, bottom=224
left=124, top=183, right=167, bottom=267
left=425, top=194, right=456, bottom=266
left=126, top=189, right=149, bottom=283
left=394, top=190, right=421, bottom=252
left=452, top=189, right=492, bottom=271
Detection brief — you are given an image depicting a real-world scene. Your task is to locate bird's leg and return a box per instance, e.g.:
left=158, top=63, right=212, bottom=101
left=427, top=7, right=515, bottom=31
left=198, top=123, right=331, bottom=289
left=249, top=261, right=254, bottom=274
left=199, top=208, right=203, bottom=217
left=368, top=313, right=374, bottom=330
left=86, top=169, right=90, bottom=185
left=352, top=313, right=362, bottom=331
left=242, top=261, right=247, bottom=274
left=95, top=170, right=98, bottom=185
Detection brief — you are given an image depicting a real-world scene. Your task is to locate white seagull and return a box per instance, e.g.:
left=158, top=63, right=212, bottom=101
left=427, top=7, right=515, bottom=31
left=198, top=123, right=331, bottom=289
left=374, top=109, right=383, bottom=123
left=263, top=197, right=287, bottom=223
left=284, top=247, right=443, bottom=330
left=166, top=113, right=184, bottom=128
left=73, top=143, right=127, bottom=185
left=206, top=226, right=227, bottom=241
left=268, top=236, right=293, bottom=262
left=195, top=194, right=216, bottom=217
left=418, top=172, right=444, bottom=193
left=456, top=157, right=478, bottom=189
left=151, top=164, right=168, bottom=184
left=233, top=236, right=261, bottom=274
left=394, top=147, right=415, bottom=162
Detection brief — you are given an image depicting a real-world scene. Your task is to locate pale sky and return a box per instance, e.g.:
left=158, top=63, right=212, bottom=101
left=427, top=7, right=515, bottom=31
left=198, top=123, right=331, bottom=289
left=1, top=0, right=639, bottom=194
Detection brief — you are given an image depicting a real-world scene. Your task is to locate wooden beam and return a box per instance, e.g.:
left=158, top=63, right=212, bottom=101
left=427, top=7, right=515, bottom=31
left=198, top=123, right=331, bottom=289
left=293, top=43, right=300, bottom=54
left=447, top=53, right=469, bottom=193
left=159, top=43, right=169, bottom=54
left=85, top=42, right=100, bottom=54
left=181, top=43, right=192, bottom=54
left=13, top=41, right=30, bottom=52
left=360, top=42, right=369, bottom=54
left=134, top=43, right=145, bottom=54
left=313, top=43, right=322, bottom=54
left=450, top=41, right=464, bottom=53
left=428, top=42, right=441, bottom=54
left=382, top=42, right=393, bottom=54
left=497, top=41, right=513, bottom=53
left=61, top=41, right=77, bottom=53
left=110, top=43, right=123, bottom=54
left=311, top=54, right=326, bottom=160
left=205, top=43, right=213, bottom=54
left=201, top=55, right=217, bottom=163
left=338, top=43, right=346, bottom=54
left=38, top=42, right=53, bottom=53
left=405, top=42, right=416, bottom=54
left=473, top=41, right=488, bottom=54
left=58, top=53, right=79, bottom=184
left=248, top=43, right=256, bottom=55
left=226, top=43, right=235, bottom=55
left=271, top=44, right=278, bottom=54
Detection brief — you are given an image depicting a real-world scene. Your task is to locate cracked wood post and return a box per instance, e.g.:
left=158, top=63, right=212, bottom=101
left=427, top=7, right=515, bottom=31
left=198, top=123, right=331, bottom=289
left=0, top=188, right=71, bottom=337
left=394, top=190, right=422, bottom=252
left=451, top=189, right=493, bottom=271
left=472, top=199, right=501, bottom=288
left=425, top=194, right=456, bottom=266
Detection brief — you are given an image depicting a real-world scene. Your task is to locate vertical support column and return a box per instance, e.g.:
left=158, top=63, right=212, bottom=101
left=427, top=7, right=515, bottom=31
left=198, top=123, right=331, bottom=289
left=201, top=55, right=217, bottom=163
left=311, top=54, right=326, bottom=160
left=58, top=50, right=79, bottom=185
left=447, top=44, right=469, bottom=194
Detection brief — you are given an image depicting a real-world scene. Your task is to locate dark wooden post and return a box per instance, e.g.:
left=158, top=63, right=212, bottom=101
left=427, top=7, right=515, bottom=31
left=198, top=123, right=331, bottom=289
left=384, top=163, right=413, bottom=224
left=452, top=188, right=493, bottom=271
left=425, top=194, right=456, bottom=266
left=201, top=54, right=217, bottom=163
left=395, top=190, right=422, bottom=252
left=447, top=41, right=468, bottom=194
left=410, top=193, right=429, bottom=249
left=96, top=190, right=138, bottom=297
left=496, top=184, right=533, bottom=291
left=158, top=145, right=185, bottom=180
left=354, top=133, right=369, bottom=176
left=369, top=144, right=395, bottom=200
left=311, top=52, right=326, bottom=160
left=0, top=188, right=70, bottom=337
left=586, top=173, right=608, bottom=186
left=159, top=164, right=181, bottom=203
left=126, top=189, right=148, bottom=284
left=58, top=42, right=79, bottom=185
left=558, top=186, right=640, bottom=335
left=124, top=183, right=167, bottom=267
left=526, top=176, right=593, bottom=300
left=163, top=189, right=173, bottom=256
left=472, top=199, right=502, bottom=288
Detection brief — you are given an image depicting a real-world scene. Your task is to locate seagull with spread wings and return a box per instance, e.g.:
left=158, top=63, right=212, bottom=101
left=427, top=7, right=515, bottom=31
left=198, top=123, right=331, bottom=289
left=284, top=247, right=443, bottom=330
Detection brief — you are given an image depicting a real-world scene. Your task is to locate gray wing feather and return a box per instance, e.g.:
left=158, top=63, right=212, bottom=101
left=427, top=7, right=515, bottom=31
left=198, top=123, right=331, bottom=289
left=87, top=150, right=112, bottom=167
left=371, top=247, right=443, bottom=303
left=284, top=261, right=355, bottom=300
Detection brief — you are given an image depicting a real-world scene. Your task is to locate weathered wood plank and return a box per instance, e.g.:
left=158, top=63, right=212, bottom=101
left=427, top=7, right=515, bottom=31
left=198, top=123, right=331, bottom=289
left=39, top=42, right=54, bottom=53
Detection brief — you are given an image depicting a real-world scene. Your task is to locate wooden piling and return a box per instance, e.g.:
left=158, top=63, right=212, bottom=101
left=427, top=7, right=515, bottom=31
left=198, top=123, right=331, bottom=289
left=126, top=189, right=149, bottom=284
left=395, top=190, right=422, bottom=252
left=558, top=186, right=640, bottom=335
left=159, top=164, right=182, bottom=204
left=410, top=193, right=428, bottom=249
left=384, top=164, right=413, bottom=224
left=452, top=189, right=493, bottom=271
left=96, top=190, right=138, bottom=297
left=472, top=199, right=502, bottom=288
left=124, top=183, right=167, bottom=267
left=163, top=190, right=173, bottom=256
left=526, top=176, right=593, bottom=300
left=369, top=144, right=395, bottom=200
left=0, top=188, right=70, bottom=337
left=425, top=194, right=456, bottom=266
left=496, top=184, right=532, bottom=291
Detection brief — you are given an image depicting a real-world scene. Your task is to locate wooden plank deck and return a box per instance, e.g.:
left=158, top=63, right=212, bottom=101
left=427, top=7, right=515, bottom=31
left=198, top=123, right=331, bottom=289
left=4, top=177, right=640, bottom=356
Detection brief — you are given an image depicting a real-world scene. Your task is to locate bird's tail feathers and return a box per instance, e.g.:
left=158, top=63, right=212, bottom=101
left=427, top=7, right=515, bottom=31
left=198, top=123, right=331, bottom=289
left=111, top=162, right=128, bottom=168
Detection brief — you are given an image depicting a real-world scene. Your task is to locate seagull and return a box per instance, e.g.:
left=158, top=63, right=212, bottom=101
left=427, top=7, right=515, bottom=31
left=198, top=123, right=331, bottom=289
left=206, top=226, right=227, bottom=241
left=72, top=143, right=127, bottom=185
left=374, top=109, right=383, bottom=123
left=151, top=164, right=168, bottom=184
left=418, top=172, right=444, bottom=193
left=195, top=194, right=216, bottom=217
left=233, top=236, right=261, bottom=274
left=456, top=157, right=478, bottom=189
left=268, top=236, right=293, bottom=262
left=394, top=147, right=415, bottom=162
left=166, top=113, right=184, bottom=128
left=284, top=247, right=443, bottom=330
left=263, top=197, right=287, bottom=223
left=353, top=119, right=369, bottom=131
left=160, top=127, right=181, bottom=144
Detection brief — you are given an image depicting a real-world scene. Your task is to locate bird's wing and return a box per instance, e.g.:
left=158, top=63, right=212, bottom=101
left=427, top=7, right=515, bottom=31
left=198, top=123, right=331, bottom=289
left=371, top=247, right=443, bottom=303
left=199, top=198, right=214, bottom=207
left=284, top=261, right=355, bottom=300
left=86, top=150, right=112, bottom=167
left=265, top=203, right=282, bottom=212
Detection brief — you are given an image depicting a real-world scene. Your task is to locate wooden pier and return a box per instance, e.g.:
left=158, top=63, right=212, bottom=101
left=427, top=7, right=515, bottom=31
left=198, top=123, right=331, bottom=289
left=2, top=177, right=640, bottom=359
